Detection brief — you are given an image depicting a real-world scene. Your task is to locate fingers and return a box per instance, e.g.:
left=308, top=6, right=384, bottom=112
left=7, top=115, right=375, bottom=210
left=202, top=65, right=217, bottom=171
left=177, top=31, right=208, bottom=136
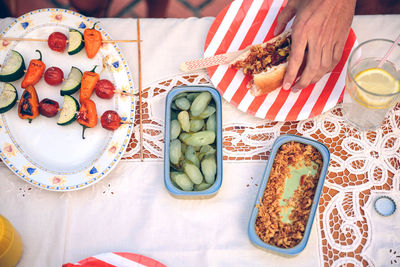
left=311, top=44, right=333, bottom=84
left=282, top=29, right=307, bottom=91
left=274, top=2, right=296, bottom=36
left=291, top=35, right=322, bottom=92
left=310, top=41, right=346, bottom=84
left=333, top=41, right=345, bottom=68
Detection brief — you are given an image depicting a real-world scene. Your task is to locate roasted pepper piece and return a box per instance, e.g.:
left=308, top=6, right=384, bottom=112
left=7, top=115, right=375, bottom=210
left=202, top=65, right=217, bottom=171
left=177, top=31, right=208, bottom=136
left=84, top=22, right=102, bottom=59
left=77, top=98, right=98, bottom=139
left=18, top=85, right=39, bottom=123
left=79, top=65, right=99, bottom=103
left=21, top=50, right=46, bottom=89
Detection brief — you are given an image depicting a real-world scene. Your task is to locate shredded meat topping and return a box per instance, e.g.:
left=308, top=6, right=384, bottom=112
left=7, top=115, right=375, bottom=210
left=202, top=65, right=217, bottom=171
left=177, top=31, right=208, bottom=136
left=232, top=35, right=291, bottom=75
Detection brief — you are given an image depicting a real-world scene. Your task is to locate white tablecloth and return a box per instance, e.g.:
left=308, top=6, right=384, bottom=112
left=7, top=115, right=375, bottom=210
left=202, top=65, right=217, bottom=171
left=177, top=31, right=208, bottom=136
left=1, top=14, right=400, bottom=267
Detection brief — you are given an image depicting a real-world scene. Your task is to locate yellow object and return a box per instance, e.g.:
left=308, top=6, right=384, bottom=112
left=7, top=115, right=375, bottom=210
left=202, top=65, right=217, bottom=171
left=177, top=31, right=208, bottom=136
left=354, top=68, right=400, bottom=108
left=0, top=215, right=22, bottom=267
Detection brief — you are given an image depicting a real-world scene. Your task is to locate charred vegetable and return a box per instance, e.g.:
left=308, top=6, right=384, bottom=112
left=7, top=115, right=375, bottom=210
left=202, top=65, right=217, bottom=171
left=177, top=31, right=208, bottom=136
left=77, top=98, right=97, bottom=139
left=18, top=85, right=39, bottom=122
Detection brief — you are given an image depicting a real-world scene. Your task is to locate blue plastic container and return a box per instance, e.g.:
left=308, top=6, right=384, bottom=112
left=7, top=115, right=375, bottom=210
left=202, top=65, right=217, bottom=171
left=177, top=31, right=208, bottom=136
left=248, top=134, right=330, bottom=255
left=164, top=85, right=223, bottom=198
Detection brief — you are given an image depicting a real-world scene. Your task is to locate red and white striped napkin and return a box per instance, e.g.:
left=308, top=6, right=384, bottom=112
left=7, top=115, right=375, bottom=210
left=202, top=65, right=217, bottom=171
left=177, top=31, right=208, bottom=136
left=63, top=252, right=166, bottom=267
left=204, top=0, right=357, bottom=121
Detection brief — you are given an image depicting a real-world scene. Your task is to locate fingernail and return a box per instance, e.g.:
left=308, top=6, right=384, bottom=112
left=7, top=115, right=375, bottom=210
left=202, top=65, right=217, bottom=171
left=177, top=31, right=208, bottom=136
left=291, top=87, right=301, bottom=93
left=283, top=82, right=291, bottom=90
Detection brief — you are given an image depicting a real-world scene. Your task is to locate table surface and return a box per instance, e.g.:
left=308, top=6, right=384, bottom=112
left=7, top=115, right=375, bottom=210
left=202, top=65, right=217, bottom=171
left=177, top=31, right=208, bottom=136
left=0, top=13, right=400, bottom=267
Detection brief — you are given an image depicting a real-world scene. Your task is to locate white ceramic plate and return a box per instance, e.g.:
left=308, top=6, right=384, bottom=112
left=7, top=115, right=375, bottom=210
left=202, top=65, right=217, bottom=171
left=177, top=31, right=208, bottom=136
left=0, top=9, right=135, bottom=191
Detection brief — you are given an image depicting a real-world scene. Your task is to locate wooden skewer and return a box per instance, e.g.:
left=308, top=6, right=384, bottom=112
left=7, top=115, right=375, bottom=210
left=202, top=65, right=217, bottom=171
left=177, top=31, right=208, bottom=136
left=19, top=72, right=135, bottom=98
left=0, top=37, right=140, bottom=43
left=0, top=37, right=48, bottom=42
left=113, top=90, right=135, bottom=97
left=54, top=107, right=133, bottom=123
left=103, top=40, right=140, bottom=43
left=137, top=18, right=144, bottom=162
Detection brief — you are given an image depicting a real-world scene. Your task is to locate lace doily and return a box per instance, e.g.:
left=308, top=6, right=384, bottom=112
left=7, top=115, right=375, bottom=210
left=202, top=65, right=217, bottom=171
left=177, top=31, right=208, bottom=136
left=122, top=71, right=400, bottom=266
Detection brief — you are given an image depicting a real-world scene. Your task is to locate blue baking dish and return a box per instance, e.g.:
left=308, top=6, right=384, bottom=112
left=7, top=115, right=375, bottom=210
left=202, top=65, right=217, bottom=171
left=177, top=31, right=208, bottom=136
left=164, top=85, right=223, bottom=198
left=248, top=134, right=330, bottom=255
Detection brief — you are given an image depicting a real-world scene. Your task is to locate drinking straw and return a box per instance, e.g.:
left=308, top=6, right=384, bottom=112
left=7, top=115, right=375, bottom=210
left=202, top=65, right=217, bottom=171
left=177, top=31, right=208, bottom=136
left=377, top=32, right=400, bottom=68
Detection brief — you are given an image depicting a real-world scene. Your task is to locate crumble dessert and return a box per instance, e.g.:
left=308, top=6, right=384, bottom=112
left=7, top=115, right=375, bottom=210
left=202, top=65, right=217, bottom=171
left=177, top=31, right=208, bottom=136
left=255, top=141, right=323, bottom=248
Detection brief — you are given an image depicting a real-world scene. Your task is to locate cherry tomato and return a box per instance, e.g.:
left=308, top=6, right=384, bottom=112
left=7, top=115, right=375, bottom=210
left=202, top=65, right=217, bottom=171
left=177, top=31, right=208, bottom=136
left=95, top=79, right=115, bottom=99
left=101, top=110, right=121, bottom=131
left=48, top=32, right=67, bottom=52
left=39, top=98, right=59, bottom=117
left=44, top=67, right=64, bottom=86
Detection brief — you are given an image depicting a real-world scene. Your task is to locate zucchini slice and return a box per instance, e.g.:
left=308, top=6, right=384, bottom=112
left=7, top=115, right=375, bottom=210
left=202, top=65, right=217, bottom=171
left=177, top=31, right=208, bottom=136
left=0, top=83, right=18, bottom=114
left=57, top=95, right=80, bottom=126
left=60, top=66, right=83, bottom=96
left=68, top=29, right=84, bottom=55
left=0, top=50, right=26, bottom=82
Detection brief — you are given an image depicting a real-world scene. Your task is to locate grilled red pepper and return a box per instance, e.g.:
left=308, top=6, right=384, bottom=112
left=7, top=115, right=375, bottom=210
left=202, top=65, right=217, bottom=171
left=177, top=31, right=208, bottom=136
left=79, top=65, right=99, bottom=103
left=77, top=99, right=98, bottom=139
left=21, top=50, right=46, bottom=88
left=84, top=22, right=102, bottom=59
left=18, top=85, right=39, bottom=123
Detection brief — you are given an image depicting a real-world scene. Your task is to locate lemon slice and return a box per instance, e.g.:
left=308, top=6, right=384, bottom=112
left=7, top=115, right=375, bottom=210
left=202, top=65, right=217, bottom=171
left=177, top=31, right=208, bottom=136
left=354, top=68, right=400, bottom=108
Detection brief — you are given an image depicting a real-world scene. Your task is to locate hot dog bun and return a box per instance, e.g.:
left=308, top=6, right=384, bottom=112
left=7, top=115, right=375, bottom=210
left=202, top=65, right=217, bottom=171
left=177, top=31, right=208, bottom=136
left=231, top=30, right=291, bottom=96
left=251, top=62, right=287, bottom=96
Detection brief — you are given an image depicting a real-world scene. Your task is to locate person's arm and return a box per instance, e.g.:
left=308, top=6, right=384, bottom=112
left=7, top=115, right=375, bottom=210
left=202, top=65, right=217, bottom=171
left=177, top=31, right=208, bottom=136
left=274, top=0, right=356, bottom=92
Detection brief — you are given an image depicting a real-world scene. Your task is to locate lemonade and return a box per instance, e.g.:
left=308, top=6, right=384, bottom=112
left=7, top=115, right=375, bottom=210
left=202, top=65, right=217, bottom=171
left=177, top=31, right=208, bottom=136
left=343, top=39, right=400, bottom=131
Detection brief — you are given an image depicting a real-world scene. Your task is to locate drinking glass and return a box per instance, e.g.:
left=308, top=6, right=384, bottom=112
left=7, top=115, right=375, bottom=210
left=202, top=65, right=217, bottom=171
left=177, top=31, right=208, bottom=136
left=343, top=39, right=400, bottom=131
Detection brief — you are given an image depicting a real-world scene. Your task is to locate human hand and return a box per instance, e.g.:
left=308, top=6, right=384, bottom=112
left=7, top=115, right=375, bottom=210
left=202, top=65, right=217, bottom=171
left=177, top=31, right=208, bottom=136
left=274, top=0, right=356, bottom=92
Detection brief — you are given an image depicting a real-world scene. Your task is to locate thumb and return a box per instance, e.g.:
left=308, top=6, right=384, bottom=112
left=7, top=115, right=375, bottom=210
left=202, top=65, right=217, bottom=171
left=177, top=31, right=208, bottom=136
left=274, top=3, right=296, bottom=36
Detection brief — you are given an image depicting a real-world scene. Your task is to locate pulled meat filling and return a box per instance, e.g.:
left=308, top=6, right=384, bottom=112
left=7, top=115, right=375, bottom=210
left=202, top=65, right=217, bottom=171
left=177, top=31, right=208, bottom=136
left=232, top=35, right=291, bottom=75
